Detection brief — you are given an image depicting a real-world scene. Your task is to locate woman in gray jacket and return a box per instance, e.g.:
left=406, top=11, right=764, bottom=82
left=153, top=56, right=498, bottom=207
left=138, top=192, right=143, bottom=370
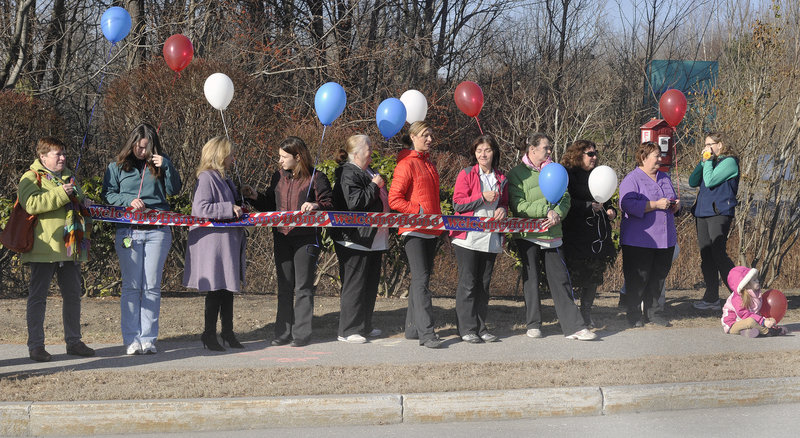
left=183, top=136, right=246, bottom=351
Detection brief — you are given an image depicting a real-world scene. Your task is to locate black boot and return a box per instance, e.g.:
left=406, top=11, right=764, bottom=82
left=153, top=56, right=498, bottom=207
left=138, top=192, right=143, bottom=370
left=202, top=291, right=225, bottom=351
left=220, top=290, right=244, bottom=348
left=580, top=285, right=597, bottom=328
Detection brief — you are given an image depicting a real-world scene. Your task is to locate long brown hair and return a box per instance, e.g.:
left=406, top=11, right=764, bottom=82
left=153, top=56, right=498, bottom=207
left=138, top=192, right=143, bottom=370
left=705, top=131, right=736, bottom=158
left=280, top=136, right=314, bottom=180
left=116, top=123, right=164, bottom=178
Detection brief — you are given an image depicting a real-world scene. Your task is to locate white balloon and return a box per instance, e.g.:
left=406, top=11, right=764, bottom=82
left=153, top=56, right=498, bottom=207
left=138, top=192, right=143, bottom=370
left=400, top=89, right=428, bottom=124
left=588, top=165, right=618, bottom=203
left=204, top=73, right=234, bottom=110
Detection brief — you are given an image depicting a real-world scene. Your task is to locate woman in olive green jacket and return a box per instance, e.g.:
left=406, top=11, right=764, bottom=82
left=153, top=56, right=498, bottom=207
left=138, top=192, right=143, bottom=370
left=508, top=132, right=595, bottom=341
left=18, top=137, right=95, bottom=362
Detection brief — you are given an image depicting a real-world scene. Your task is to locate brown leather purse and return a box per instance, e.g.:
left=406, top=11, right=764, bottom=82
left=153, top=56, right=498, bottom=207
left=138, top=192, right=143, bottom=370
left=0, top=171, right=42, bottom=253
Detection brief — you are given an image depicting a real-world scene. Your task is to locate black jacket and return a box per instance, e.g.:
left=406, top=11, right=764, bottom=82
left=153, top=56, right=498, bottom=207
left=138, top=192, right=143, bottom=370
left=561, top=167, right=617, bottom=260
left=330, top=162, right=385, bottom=247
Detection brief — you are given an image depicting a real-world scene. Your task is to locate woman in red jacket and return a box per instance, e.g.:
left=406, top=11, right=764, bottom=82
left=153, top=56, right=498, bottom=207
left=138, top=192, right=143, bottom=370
left=389, top=121, right=444, bottom=348
left=451, top=134, right=509, bottom=343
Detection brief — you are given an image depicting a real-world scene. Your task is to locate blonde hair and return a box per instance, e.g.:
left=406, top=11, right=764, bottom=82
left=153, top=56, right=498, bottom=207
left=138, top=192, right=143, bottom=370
left=336, top=135, right=371, bottom=165
left=196, top=136, right=233, bottom=178
left=401, top=121, right=431, bottom=148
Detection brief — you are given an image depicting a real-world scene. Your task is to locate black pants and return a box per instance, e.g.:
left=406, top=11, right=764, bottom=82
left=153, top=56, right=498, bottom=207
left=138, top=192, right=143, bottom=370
left=696, top=215, right=735, bottom=303
left=403, top=235, right=438, bottom=343
left=204, top=289, right=234, bottom=334
left=273, top=232, right=318, bottom=343
left=335, top=243, right=383, bottom=337
left=516, top=240, right=585, bottom=336
left=621, top=245, right=675, bottom=324
left=453, top=245, right=497, bottom=337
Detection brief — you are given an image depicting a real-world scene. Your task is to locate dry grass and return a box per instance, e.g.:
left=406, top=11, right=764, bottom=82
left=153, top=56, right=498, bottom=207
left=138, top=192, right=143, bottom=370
left=1, top=289, right=798, bottom=402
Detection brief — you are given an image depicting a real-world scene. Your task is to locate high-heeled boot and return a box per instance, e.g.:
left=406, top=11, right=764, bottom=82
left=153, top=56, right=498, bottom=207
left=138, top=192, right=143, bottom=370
left=202, top=291, right=225, bottom=351
left=219, top=290, right=244, bottom=348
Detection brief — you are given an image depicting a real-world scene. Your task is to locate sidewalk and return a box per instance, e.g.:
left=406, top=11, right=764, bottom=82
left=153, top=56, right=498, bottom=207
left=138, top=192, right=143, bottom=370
left=2, top=326, right=800, bottom=436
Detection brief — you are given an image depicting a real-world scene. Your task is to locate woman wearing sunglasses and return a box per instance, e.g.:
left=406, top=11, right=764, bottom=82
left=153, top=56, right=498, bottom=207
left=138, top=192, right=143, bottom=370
left=243, top=136, right=333, bottom=347
left=560, top=140, right=617, bottom=327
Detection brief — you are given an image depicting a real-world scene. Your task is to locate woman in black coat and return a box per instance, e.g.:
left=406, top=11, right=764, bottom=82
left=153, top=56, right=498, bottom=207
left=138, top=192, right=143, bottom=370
left=561, top=140, right=618, bottom=327
left=331, top=135, right=390, bottom=343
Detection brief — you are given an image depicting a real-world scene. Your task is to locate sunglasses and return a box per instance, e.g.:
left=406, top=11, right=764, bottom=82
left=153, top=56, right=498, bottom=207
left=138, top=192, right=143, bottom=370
left=584, top=151, right=597, bottom=157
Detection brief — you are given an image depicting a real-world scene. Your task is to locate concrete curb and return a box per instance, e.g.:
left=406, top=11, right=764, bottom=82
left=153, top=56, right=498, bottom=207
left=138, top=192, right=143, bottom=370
left=2, top=377, right=799, bottom=436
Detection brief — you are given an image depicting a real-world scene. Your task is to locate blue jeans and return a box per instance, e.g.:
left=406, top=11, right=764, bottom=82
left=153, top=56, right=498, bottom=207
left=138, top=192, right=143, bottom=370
left=115, top=226, right=172, bottom=345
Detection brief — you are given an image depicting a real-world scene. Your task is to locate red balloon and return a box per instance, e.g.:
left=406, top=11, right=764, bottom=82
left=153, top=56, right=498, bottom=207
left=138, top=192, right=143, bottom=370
left=761, top=289, right=788, bottom=323
left=659, top=89, right=687, bottom=127
left=454, top=81, right=484, bottom=118
left=163, top=34, right=193, bottom=73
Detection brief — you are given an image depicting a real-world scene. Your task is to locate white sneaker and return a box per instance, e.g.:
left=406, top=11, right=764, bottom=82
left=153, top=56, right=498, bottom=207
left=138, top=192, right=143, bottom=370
left=368, top=328, right=382, bottom=337
left=567, top=328, right=598, bottom=341
left=526, top=328, right=543, bottom=338
left=337, top=334, right=367, bottom=344
left=126, top=341, right=142, bottom=355
left=141, top=341, right=157, bottom=354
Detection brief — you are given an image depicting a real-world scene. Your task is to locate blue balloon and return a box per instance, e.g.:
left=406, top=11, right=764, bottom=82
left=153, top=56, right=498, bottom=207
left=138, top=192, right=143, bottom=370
left=376, top=98, right=407, bottom=139
left=314, top=82, right=347, bottom=126
left=101, top=6, right=132, bottom=44
left=538, top=162, right=569, bottom=204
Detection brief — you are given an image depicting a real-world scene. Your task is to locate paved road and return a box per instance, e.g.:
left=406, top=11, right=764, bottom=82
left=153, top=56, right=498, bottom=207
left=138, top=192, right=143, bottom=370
left=3, top=325, right=800, bottom=376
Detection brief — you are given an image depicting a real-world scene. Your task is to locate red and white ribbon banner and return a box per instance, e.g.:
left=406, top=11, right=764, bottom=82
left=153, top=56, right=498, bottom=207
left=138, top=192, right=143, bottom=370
left=87, top=205, right=549, bottom=233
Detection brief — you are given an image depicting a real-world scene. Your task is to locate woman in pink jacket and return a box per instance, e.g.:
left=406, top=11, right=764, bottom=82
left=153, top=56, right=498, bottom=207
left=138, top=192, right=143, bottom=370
left=450, top=134, right=509, bottom=343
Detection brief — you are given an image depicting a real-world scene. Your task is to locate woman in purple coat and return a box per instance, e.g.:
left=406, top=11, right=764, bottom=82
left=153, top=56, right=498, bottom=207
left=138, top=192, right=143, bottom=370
left=183, top=136, right=246, bottom=351
left=619, top=142, right=680, bottom=328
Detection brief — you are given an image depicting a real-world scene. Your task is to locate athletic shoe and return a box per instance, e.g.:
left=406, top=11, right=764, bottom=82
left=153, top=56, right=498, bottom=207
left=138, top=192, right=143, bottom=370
left=566, top=328, right=598, bottom=341
left=526, top=328, right=543, bottom=338
left=337, top=334, right=367, bottom=344
left=141, top=341, right=157, bottom=354
left=461, top=334, right=482, bottom=343
left=739, top=328, right=760, bottom=338
left=480, top=333, right=499, bottom=343
left=367, top=328, right=382, bottom=337
left=126, top=341, right=143, bottom=355
left=692, top=300, right=722, bottom=311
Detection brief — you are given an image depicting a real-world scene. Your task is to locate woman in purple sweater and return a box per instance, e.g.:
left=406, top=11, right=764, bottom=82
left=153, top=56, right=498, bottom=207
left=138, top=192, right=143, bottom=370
left=183, top=136, right=246, bottom=351
left=619, top=142, right=680, bottom=328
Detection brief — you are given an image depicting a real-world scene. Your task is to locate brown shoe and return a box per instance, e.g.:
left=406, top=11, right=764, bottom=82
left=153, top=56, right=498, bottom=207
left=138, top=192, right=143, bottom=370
left=29, top=346, right=52, bottom=362
left=66, top=341, right=95, bottom=357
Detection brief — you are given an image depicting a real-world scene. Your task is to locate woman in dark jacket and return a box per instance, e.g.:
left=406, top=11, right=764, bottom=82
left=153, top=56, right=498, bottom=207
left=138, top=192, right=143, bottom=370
left=243, top=136, right=333, bottom=347
left=561, top=140, right=617, bottom=327
left=690, top=132, right=739, bottom=311
left=331, top=134, right=389, bottom=343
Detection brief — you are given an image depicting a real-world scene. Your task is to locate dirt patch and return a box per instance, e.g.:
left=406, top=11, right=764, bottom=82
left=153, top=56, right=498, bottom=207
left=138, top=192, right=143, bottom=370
left=1, top=289, right=797, bottom=401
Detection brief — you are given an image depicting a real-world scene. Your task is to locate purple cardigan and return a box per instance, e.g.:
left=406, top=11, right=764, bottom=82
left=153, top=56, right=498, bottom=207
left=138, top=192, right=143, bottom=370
left=183, top=170, right=246, bottom=292
left=618, top=167, right=677, bottom=249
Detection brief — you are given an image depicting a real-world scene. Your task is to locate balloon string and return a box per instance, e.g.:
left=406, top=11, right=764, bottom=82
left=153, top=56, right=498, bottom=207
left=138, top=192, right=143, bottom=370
left=156, top=72, right=179, bottom=134
left=474, top=116, right=484, bottom=135
left=220, top=109, right=229, bottom=139
left=74, top=43, right=114, bottom=176
left=306, top=125, right=326, bottom=200
left=672, top=126, right=681, bottom=200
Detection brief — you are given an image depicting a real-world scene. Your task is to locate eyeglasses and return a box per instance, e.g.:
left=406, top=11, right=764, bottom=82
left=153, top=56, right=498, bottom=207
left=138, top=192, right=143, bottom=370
left=704, top=142, right=718, bottom=147
left=584, top=151, right=597, bottom=157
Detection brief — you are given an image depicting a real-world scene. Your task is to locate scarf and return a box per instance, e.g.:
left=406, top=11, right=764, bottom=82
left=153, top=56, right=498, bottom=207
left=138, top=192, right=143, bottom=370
left=522, top=154, right=552, bottom=171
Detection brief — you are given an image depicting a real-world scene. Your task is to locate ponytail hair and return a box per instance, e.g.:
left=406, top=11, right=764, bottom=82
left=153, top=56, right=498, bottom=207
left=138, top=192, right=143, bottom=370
left=401, top=121, right=431, bottom=148
left=336, top=134, right=371, bottom=165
